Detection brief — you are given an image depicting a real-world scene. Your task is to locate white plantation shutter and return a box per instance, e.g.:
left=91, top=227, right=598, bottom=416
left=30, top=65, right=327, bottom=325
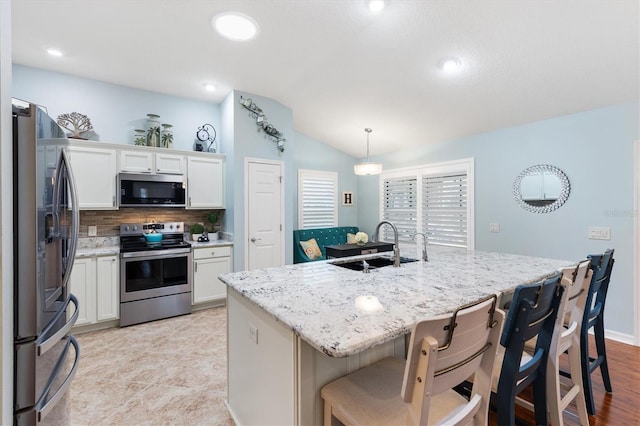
left=298, top=170, right=337, bottom=229
left=382, top=176, right=417, bottom=242
left=380, top=159, right=474, bottom=249
left=422, top=173, right=468, bottom=247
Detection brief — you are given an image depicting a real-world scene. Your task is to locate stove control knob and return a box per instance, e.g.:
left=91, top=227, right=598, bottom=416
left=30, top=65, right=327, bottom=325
left=132, top=225, right=138, bottom=231
left=169, top=224, right=174, bottom=229
left=124, top=226, right=129, bottom=232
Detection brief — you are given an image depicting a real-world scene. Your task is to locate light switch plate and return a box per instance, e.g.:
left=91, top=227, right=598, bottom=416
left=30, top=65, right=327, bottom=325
left=489, top=223, right=500, bottom=233
left=87, top=225, right=97, bottom=237
left=588, top=227, right=611, bottom=240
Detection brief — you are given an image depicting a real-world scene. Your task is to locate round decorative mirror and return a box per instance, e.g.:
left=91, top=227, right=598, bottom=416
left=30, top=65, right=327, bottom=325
left=513, top=164, right=570, bottom=213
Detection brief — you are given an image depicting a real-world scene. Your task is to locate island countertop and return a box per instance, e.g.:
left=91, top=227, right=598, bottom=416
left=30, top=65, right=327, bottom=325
left=219, top=245, right=574, bottom=358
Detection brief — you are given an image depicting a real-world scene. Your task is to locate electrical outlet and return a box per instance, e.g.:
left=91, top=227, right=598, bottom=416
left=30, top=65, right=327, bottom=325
left=489, top=223, right=500, bottom=233
left=87, top=225, right=97, bottom=237
left=588, top=227, right=611, bottom=240
left=248, top=323, right=258, bottom=344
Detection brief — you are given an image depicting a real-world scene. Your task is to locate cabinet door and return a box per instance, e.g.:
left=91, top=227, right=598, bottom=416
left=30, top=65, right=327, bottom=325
left=156, top=153, right=185, bottom=175
left=120, top=150, right=153, bottom=173
left=66, top=146, right=117, bottom=209
left=96, top=255, right=119, bottom=321
left=69, top=258, right=96, bottom=326
left=193, top=256, right=230, bottom=303
left=187, top=156, right=225, bottom=208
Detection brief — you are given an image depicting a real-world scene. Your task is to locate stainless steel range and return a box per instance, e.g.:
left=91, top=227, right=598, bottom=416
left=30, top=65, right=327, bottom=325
left=119, top=222, right=192, bottom=327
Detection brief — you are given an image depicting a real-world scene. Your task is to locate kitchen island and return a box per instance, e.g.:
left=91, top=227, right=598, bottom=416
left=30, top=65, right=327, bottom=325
left=219, top=245, right=573, bottom=425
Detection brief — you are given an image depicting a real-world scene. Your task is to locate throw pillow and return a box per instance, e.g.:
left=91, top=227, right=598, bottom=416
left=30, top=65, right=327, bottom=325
left=300, top=238, right=323, bottom=260
left=347, top=233, right=357, bottom=244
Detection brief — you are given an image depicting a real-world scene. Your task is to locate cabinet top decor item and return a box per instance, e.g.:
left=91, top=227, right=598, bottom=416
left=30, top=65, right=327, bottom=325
left=57, top=112, right=93, bottom=139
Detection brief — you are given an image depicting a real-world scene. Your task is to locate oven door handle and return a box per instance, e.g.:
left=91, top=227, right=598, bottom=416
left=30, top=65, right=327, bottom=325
left=121, top=248, right=192, bottom=260
left=38, top=294, right=79, bottom=356
left=35, top=335, right=80, bottom=422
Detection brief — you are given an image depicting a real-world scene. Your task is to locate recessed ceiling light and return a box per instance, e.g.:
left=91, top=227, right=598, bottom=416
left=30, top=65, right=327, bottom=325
left=46, top=47, right=63, bottom=57
left=367, top=0, right=386, bottom=12
left=212, top=12, right=259, bottom=41
left=203, top=83, right=216, bottom=92
left=438, top=57, right=462, bottom=73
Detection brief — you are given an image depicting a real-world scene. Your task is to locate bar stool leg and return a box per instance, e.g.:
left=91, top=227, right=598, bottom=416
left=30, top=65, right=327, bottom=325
left=594, top=318, right=612, bottom=392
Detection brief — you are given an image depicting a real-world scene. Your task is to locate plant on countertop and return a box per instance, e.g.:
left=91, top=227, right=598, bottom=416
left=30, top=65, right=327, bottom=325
left=206, top=212, right=218, bottom=232
left=190, top=223, right=205, bottom=235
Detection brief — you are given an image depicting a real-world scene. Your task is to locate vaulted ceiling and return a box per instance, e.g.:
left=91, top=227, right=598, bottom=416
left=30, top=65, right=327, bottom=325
left=11, top=0, right=639, bottom=157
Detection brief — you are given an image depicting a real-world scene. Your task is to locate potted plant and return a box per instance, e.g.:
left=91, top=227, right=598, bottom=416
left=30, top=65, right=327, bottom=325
left=207, top=212, right=219, bottom=240
left=190, top=223, right=205, bottom=241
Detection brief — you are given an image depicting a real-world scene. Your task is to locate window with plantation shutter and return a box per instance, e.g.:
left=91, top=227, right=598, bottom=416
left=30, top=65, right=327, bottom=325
left=298, top=169, right=337, bottom=229
left=422, top=173, right=468, bottom=247
left=382, top=176, right=417, bottom=242
left=380, top=158, right=474, bottom=249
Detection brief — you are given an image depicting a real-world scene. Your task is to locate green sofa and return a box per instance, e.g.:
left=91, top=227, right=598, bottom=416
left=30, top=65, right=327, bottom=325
left=293, top=226, right=359, bottom=263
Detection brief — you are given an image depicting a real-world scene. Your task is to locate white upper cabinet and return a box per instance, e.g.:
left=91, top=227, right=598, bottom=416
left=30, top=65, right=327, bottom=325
left=119, top=150, right=153, bottom=173
left=155, top=152, right=186, bottom=174
left=65, top=145, right=117, bottom=210
left=119, top=149, right=186, bottom=175
left=187, top=155, right=225, bottom=209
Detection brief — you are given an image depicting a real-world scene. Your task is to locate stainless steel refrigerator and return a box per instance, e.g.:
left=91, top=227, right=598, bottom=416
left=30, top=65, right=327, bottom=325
left=12, top=99, right=80, bottom=424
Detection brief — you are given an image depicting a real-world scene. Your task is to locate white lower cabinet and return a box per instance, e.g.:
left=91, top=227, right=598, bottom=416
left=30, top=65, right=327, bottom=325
left=193, top=246, right=231, bottom=304
left=69, top=255, right=119, bottom=326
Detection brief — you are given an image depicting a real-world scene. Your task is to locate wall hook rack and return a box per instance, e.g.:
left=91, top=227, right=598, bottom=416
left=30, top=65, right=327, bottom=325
left=240, top=96, right=285, bottom=152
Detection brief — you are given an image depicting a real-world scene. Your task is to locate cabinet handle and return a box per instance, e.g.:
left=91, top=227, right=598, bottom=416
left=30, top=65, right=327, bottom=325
left=195, top=262, right=198, bottom=273
left=189, top=197, right=192, bottom=207
left=211, top=251, right=215, bottom=256
left=112, top=196, right=115, bottom=207
left=112, top=258, right=116, bottom=262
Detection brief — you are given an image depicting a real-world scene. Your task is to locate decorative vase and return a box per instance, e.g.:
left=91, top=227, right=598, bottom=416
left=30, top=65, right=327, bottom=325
left=133, top=129, right=146, bottom=146
left=146, top=114, right=161, bottom=147
left=161, top=123, right=173, bottom=149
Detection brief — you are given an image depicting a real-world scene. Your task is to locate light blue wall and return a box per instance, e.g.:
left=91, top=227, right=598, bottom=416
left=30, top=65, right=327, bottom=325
left=12, top=65, right=220, bottom=151
left=229, top=90, right=295, bottom=270
left=292, top=131, right=359, bottom=228
left=358, top=101, right=639, bottom=338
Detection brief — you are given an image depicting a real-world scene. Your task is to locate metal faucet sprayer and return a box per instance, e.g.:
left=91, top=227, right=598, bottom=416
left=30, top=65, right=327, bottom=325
left=374, top=221, right=400, bottom=267
left=413, top=232, right=428, bottom=262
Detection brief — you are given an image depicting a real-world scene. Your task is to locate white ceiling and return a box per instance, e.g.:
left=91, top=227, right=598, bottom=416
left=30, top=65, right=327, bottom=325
left=11, top=0, right=639, bottom=158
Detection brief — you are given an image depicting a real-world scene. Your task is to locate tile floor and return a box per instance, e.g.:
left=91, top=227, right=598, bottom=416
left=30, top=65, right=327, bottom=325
left=62, top=308, right=233, bottom=425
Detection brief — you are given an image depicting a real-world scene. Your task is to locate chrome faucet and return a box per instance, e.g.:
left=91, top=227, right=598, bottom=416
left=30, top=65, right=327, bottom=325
left=374, top=220, right=400, bottom=267
left=413, top=232, right=428, bottom=262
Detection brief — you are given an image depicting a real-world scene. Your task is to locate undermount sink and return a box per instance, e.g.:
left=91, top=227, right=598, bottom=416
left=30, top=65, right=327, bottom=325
left=333, top=256, right=419, bottom=271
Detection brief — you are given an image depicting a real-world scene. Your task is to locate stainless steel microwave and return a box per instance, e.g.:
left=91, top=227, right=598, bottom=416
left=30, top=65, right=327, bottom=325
left=118, top=173, right=186, bottom=207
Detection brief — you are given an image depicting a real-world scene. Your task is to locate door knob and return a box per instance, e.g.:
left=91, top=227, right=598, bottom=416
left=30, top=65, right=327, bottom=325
left=250, top=237, right=261, bottom=243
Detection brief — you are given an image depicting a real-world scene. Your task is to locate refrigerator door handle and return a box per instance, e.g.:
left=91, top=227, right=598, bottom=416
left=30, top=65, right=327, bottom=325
left=35, top=335, right=79, bottom=423
left=54, top=148, right=79, bottom=289
left=37, top=294, right=78, bottom=356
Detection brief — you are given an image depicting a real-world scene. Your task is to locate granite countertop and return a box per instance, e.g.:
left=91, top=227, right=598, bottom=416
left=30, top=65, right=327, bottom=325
left=219, top=245, right=574, bottom=358
left=190, top=239, right=234, bottom=248
left=75, top=236, right=233, bottom=257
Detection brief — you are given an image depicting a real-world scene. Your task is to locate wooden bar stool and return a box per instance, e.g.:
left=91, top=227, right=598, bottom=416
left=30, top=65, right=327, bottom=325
left=581, top=249, right=615, bottom=415
left=520, top=260, right=592, bottom=425
left=321, top=294, right=505, bottom=426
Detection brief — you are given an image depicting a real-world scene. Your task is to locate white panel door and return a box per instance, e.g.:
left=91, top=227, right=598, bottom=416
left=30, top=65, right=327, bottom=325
left=247, top=161, right=283, bottom=270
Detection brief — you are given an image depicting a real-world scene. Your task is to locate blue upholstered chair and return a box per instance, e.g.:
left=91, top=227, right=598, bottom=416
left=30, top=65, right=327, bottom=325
left=580, top=249, right=615, bottom=415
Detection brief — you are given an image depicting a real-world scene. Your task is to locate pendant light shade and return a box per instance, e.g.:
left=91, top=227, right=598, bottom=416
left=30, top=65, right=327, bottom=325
left=354, top=128, right=382, bottom=175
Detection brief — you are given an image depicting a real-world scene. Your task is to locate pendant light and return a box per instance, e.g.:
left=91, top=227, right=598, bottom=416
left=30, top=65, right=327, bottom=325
left=354, top=128, right=382, bottom=175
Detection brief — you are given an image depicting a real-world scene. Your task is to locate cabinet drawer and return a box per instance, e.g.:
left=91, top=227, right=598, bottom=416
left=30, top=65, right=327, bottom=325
left=193, top=245, right=231, bottom=259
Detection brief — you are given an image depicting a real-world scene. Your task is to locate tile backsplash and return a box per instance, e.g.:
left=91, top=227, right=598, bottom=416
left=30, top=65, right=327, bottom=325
left=79, top=208, right=224, bottom=237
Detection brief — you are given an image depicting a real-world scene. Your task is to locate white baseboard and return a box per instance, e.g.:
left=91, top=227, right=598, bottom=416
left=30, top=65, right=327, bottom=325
left=225, top=400, right=242, bottom=426
left=603, top=328, right=637, bottom=346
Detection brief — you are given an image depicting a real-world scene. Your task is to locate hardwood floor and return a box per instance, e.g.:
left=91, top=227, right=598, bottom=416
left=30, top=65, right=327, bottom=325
left=489, top=336, right=640, bottom=425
